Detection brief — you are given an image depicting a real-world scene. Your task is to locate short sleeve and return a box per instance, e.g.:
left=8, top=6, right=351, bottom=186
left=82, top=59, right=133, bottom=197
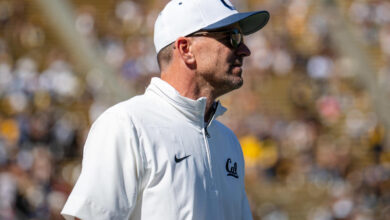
left=61, top=110, right=145, bottom=220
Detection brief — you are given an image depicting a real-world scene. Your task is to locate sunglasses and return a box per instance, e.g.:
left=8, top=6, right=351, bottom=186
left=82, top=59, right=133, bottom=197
left=189, top=28, right=243, bottom=49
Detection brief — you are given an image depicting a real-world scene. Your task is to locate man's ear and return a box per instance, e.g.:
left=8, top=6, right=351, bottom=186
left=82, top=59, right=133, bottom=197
left=175, top=37, right=196, bottom=66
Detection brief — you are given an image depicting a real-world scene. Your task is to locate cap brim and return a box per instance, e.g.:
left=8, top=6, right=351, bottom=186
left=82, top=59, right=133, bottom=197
left=203, top=11, right=270, bottom=35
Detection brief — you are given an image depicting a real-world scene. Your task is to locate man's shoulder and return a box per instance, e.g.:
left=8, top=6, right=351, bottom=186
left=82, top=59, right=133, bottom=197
left=96, top=92, right=165, bottom=125
left=91, top=94, right=149, bottom=123
left=213, top=120, right=236, bottom=136
left=105, top=94, right=156, bottom=115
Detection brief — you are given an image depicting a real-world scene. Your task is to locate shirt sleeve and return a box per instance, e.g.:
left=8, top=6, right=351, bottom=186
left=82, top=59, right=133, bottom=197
left=61, top=110, right=145, bottom=220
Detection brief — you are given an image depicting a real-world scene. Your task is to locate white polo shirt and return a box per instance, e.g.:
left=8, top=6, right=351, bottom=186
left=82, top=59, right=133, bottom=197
left=61, top=77, right=253, bottom=220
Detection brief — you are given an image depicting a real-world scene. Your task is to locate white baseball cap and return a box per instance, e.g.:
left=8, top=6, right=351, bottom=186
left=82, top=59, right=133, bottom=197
left=154, top=0, right=269, bottom=53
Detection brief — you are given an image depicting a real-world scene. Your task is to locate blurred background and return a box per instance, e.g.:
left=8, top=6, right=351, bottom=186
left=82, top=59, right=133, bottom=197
left=0, top=0, right=389, bottom=219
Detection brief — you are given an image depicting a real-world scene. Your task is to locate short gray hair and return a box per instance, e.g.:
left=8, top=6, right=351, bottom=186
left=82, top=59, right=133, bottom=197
left=157, top=43, right=175, bottom=71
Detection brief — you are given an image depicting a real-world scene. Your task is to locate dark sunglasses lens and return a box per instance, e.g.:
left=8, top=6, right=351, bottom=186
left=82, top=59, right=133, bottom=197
left=230, top=31, right=242, bottom=48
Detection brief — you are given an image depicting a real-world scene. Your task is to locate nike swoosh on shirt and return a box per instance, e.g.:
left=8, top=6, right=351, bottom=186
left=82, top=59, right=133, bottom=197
left=174, top=155, right=191, bottom=163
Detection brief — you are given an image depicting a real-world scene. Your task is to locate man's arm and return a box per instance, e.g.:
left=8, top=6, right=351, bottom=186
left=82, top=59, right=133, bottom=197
left=61, top=110, right=145, bottom=220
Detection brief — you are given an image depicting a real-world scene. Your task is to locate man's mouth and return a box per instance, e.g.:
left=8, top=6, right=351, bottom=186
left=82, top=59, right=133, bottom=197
left=230, top=58, right=243, bottom=75
left=231, top=60, right=242, bottom=67
left=231, top=64, right=243, bottom=76
left=232, top=57, right=243, bottom=67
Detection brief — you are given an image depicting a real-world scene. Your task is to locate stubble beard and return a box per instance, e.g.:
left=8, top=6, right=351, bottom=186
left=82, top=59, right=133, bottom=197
left=210, top=67, right=244, bottom=97
left=226, top=68, right=244, bottom=90
left=199, top=55, right=244, bottom=96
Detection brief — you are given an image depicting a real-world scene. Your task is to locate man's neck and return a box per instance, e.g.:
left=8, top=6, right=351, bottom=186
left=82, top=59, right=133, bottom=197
left=161, top=72, right=216, bottom=122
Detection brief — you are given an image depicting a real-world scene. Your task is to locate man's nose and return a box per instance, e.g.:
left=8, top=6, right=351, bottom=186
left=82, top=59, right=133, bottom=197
left=236, top=42, right=251, bottom=57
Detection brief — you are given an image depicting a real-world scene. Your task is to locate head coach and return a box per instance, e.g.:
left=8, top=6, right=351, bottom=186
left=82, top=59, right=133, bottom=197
left=61, top=0, right=269, bottom=219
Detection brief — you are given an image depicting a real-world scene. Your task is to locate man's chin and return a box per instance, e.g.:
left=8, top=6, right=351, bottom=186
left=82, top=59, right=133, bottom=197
left=229, top=76, right=243, bottom=90
left=233, top=80, right=243, bottom=89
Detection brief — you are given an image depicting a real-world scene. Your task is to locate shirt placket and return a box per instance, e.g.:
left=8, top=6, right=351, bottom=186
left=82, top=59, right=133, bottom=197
left=202, top=125, right=218, bottom=192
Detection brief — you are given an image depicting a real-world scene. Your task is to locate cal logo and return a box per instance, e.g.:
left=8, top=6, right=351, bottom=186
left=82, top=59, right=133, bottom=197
left=225, top=158, right=239, bottom=178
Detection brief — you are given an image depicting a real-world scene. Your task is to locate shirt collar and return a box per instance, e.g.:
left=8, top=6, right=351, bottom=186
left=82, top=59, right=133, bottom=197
left=146, top=77, right=227, bottom=126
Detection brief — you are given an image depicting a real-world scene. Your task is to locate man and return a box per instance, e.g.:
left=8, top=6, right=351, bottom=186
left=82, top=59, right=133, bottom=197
left=61, top=0, right=269, bottom=219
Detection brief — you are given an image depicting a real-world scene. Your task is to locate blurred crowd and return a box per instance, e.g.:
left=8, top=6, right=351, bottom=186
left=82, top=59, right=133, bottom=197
left=0, top=0, right=389, bottom=219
